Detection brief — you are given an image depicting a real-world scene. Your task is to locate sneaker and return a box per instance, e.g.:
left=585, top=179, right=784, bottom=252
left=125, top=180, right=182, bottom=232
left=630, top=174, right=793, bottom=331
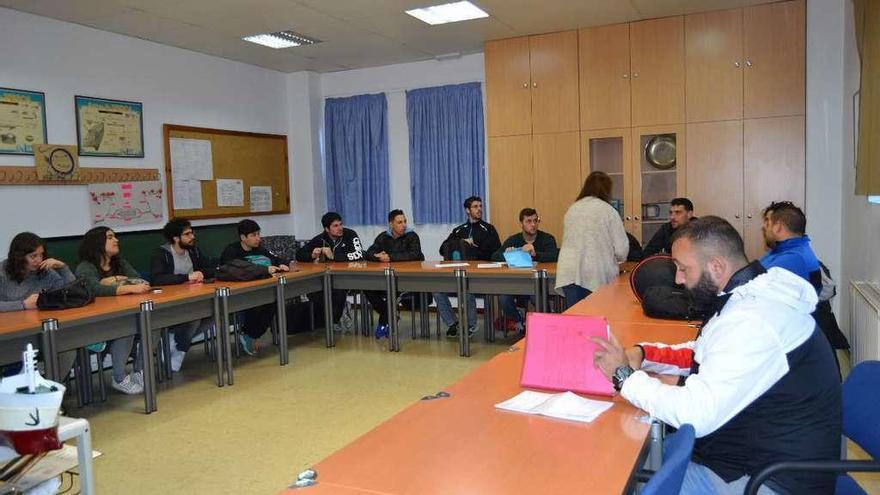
left=445, top=323, right=459, bottom=338
left=170, top=350, right=186, bottom=372
left=112, top=374, right=143, bottom=395
left=86, top=342, right=106, bottom=353
left=239, top=334, right=257, bottom=356
left=131, top=370, right=144, bottom=387
left=467, top=326, right=478, bottom=338
left=374, top=324, right=389, bottom=339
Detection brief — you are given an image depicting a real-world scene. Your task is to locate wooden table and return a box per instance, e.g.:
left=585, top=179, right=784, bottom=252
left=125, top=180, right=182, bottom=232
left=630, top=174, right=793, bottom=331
left=280, top=319, right=697, bottom=495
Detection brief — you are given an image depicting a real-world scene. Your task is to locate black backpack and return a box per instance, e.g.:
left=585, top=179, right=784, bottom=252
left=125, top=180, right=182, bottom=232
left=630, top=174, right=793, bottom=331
left=216, top=259, right=271, bottom=281
left=630, top=255, right=711, bottom=321
left=37, top=278, right=94, bottom=310
left=440, top=237, right=476, bottom=261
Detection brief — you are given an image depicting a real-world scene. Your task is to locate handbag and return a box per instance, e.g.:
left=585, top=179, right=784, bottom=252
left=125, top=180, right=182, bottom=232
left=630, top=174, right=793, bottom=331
left=216, top=259, right=271, bottom=281
left=37, top=278, right=95, bottom=310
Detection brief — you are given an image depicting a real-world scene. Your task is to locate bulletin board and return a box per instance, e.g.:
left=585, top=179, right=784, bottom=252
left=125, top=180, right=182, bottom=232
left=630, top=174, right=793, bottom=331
left=163, top=123, right=290, bottom=220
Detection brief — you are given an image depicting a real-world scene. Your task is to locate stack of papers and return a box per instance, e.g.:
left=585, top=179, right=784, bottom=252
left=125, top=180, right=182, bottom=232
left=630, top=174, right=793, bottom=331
left=495, top=390, right=614, bottom=423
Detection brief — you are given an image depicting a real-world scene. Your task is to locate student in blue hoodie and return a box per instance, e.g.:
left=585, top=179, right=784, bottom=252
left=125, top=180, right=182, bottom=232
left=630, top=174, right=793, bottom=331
left=365, top=209, right=424, bottom=338
left=759, top=201, right=819, bottom=284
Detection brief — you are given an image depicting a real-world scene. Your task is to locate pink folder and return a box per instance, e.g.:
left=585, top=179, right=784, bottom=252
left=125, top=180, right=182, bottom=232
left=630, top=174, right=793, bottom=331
left=520, top=313, right=615, bottom=397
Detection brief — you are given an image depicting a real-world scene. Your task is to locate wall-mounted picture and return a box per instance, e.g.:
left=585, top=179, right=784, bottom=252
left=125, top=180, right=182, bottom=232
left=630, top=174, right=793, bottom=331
left=0, top=87, right=47, bottom=155
left=75, top=95, right=144, bottom=157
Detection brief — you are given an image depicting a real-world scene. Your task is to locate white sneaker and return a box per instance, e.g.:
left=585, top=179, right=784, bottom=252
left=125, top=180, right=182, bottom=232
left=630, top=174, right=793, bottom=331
left=112, top=374, right=144, bottom=395
left=131, top=370, right=144, bottom=387
left=170, top=350, right=186, bottom=372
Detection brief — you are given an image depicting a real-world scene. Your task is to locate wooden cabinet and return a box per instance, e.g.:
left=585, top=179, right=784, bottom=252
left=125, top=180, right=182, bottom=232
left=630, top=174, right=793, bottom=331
left=685, top=9, right=743, bottom=122
left=532, top=132, right=581, bottom=241
left=485, top=37, right=532, bottom=137
left=685, top=121, right=744, bottom=234
left=485, top=31, right=578, bottom=137
left=743, top=116, right=805, bottom=259
left=631, top=125, right=687, bottom=243
left=488, top=136, right=534, bottom=239
left=530, top=31, right=580, bottom=134
left=743, top=0, right=805, bottom=118
left=630, top=16, right=685, bottom=127
left=579, top=24, right=631, bottom=130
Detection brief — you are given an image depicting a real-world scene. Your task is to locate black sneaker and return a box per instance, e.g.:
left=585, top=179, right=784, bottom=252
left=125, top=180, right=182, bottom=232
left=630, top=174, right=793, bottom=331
left=467, top=326, right=477, bottom=338
left=445, top=323, right=459, bottom=338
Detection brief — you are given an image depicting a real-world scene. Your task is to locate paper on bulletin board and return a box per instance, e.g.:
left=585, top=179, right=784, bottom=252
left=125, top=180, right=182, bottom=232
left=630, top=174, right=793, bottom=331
left=172, top=179, right=202, bottom=210
left=170, top=138, right=213, bottom=180
left=89, top=181, right=164, bottom=227
left=216, top=178, right=244, bottom=207
left=249, top=185, right=272, bottom=212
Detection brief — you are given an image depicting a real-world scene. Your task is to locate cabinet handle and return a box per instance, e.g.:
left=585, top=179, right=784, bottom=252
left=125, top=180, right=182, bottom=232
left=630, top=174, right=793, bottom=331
left=734, top=214, right=741, bottom=219
left=747, top=214, right=753, bottom=219
left=734, top=61, right=741, bottom=68
left=625, top=216, right=632, bottom=221
left=632, top=72, right=639, bottom=79
left=622, top=73, right=629, bottom=79
left=532, top=82, right=538, bottom=88
left=522, top=82, right=529, bottom=88
left=745, top=59, right=753, bottom=67
left=634, top=215, right=640, bottom=221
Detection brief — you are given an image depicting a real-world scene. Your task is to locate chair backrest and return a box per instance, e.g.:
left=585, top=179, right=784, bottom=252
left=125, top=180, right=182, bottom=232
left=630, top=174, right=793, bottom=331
left=835, top=474, right=867, bottom=495
left=843, top=361, right=880, bottom=459
left=641, top=424, right=696, bottom=495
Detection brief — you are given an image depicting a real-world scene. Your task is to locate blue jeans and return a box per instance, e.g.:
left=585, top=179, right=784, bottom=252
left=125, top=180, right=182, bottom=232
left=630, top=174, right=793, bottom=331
left=433, top=292, right=477, bottom=328
left=561, top=284, right=591, bottom=308
left=679, top=462, right=779, bottom=495
left=499, top=295, right=532, bottom=323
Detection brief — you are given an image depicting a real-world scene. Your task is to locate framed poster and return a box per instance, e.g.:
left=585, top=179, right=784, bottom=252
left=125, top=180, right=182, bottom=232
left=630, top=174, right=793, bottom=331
left=0, top=87, right=47, bottom=155
left=75, top=95, right=144, bottom=157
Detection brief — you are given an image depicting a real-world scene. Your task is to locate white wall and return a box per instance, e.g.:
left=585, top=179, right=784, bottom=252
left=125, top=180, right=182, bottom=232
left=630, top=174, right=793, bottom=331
left=840, top=0, right=880, bottom=332
left=0, top=7, right=291, bottom=249
left=313, top=54, right=487, bottom=260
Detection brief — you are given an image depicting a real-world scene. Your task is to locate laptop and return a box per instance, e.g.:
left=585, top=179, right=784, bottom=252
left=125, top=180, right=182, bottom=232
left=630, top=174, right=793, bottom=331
left=503, top=249, right=535, bottom=268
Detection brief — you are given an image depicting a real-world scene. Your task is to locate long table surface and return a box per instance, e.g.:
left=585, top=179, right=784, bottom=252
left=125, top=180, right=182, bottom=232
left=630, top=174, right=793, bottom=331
left=279, top=272, right=698, bottom=495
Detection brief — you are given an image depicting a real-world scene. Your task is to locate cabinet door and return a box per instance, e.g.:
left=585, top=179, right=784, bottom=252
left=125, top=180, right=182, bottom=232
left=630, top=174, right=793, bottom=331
left=686, top=121, right=744, bottom=236
left=529, top=31, right=580, bottom=134
left=580, top=129, right=633, bottom=233
left=631, top=16, right=686, bottom=127
left=743, top=116, right=805, bottom=260
left=743, top=0, right=805, bottom=118
left=685, top=9, right=743, bottom=122
left=533, top=132, right=581, bottom=241
left=631, top=124, right=687, bottom=244
left=579, top=24, right=631, bottom=130
left=488, top=136, right=534, bottom=239
left=485, top=37, right=532, bottom=137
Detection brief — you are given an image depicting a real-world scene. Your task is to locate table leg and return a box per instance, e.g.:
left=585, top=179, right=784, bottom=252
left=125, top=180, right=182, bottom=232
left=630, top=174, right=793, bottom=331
left=212, top=290, right=225, bottom=387
left=277, top=276, right=289, bottom=366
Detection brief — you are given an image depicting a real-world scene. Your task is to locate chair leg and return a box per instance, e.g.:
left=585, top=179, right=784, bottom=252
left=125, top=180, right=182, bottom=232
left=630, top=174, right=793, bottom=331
left=161, top=328, right=173, bottom=380
left=410, top=293, right=417, bottom=340
left=96, top=351, right=107, bottom=402
left=233, top=316, right=241, bottom=359
left=308, top=299, right=315, bottom=332
left=75, top=348, right=87, bottom=408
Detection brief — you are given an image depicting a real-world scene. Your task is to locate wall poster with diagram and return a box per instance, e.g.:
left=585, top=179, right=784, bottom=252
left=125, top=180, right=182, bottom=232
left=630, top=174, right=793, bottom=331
left=75, top=96, right=144, bottom=157
left=89, top=181, right=163, bottom=227
left=0, top=87, right=47, bottom=155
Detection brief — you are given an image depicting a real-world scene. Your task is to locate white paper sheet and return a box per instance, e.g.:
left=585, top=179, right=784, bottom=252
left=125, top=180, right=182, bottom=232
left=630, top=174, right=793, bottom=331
left=249, top=185, right=272, bottom=212
left=170, top=138, right=213, bottom=180
left=216, top=178, right=244, bottom=207
left=433, top=262, right=470, bottom=268
left=495, top=390, right=614, bottom=423
left=172, top=179, right=203, bottom=210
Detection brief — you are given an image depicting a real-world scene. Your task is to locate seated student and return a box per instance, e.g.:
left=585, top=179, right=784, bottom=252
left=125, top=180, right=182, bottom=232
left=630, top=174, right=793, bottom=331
left=295, top=212, right=364, bottom=330
left=593, top=216, right=841, bottom=494
left=364, top=209, right=424, bottom=338
left=220, top=219, right=290, bottom=355
left=435, top=196, right=501, bottom=338
left=150, top=218, right=215, bottom=371
left=490, top=208, right=558, bottom=333
left=643, top=197, right=695, bottom=257
left=75, top=227, right=151, bottom=395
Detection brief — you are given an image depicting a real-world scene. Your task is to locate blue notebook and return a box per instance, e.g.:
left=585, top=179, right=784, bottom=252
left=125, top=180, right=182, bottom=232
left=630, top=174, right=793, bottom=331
left=503, top=249, right=534, bottom=268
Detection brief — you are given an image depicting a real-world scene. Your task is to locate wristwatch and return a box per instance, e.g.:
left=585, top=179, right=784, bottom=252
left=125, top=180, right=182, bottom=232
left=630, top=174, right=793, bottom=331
left=612, top=365, right=635, bottom=392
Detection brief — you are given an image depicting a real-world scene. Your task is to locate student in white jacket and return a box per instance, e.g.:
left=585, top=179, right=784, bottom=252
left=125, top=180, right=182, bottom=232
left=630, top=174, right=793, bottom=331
left=593, top=216, right=840, bottom=495
left=555, top=171, right=629, bottom=307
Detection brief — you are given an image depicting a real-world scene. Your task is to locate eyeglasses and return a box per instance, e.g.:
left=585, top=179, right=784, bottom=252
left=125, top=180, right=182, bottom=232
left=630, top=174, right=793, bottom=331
left=420, top=391, right=451, bottom=401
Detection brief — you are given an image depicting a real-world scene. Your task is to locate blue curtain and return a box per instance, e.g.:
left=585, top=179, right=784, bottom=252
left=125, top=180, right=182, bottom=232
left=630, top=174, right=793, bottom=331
left=324, top=93, right=390, bottom=225
left=406, top=82, right=485, bottom=224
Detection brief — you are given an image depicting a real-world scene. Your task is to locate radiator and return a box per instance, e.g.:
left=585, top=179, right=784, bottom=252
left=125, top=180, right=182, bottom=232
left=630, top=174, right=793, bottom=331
left=850, top=281, right=880, bottom=365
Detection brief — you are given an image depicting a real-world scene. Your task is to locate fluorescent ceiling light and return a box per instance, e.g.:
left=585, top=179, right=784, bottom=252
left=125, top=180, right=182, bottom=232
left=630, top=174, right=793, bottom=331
left=406, top=1, right=489, bottom=25
left=242, top=30, right=319, bottom=49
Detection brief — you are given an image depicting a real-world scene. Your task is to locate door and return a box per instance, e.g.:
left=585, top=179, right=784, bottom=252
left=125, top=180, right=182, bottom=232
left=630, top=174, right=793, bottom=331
left=630, top=16, right=686, bottom=127
left=743, top=0, right=805, bottom=118
left=533, top=132, right=581, bottom=241
left=685, top=9, right=743, bottom=122
left=579, top=23, right=631, bottom=130
left=685, top=121, right=744, bottom=235
left=485, top=37, right=532, bottom=137
left=488, top=136, right=534, bottom=239
left=580, top=128, right=634, bottom=235
left=631, top=124, right=687, bottom=244
left=743, top=116, right=805, bottom=260
left=529, top=31, right=580, bottom=134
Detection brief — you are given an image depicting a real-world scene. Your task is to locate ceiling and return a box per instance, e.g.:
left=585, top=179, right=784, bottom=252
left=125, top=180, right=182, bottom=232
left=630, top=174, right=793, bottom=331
left=0, top=0, right=775, bottom=73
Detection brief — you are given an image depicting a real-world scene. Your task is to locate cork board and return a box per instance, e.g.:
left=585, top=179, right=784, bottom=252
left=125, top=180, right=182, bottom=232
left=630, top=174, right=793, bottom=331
left=163, top=124, right=290, bottom=220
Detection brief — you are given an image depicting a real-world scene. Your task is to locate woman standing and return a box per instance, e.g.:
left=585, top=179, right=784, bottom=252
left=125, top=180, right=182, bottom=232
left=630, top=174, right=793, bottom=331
left=75, top=226, right=150, bottom=395
left=555, top=171, right=629, bottom=307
